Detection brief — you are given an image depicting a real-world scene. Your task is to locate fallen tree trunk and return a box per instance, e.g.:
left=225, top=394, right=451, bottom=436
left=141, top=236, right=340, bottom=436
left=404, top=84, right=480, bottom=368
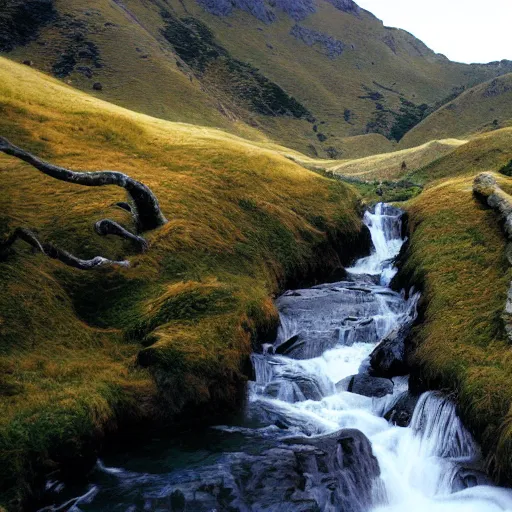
left=0, top=137, right=167, bottom=231
left=0, top=228, right=130, bottom=270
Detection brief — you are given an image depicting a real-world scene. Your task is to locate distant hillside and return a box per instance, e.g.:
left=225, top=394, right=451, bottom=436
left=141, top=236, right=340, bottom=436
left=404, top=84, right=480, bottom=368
left=1, top=0, right=511, bottom=156
left=298, top=138, right=467, bottom=181
left=401, top=73, right=512, bottom=148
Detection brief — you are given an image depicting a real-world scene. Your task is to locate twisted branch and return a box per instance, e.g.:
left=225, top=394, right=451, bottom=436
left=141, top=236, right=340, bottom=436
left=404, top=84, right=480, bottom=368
left=94, top=219, right=148, bottom=252
left=0, top=228, right=130, bottom=270
left=0, top=137, right=167, bottom=231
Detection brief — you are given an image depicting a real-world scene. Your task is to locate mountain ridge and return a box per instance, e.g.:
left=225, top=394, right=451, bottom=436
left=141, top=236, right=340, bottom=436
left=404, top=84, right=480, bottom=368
left=2, top=0, right=511, bottom=156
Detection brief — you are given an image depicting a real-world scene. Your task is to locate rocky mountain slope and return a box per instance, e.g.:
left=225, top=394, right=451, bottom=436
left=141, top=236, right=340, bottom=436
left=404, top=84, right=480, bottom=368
left=2, top=0, right=511, bottom=156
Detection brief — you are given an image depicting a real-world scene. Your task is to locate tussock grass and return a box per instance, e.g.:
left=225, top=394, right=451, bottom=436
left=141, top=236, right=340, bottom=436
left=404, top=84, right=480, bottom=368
left=401, top=176, right=512, bottom=483
left=409, top=127, right=512, bottom=185
left=296, top=138, right=466, bottom=182
left=6, top=0, right=510, bottom=156
left=402, top=73, right=512, bottom=148
left=0, top=57, right=365, bottom=510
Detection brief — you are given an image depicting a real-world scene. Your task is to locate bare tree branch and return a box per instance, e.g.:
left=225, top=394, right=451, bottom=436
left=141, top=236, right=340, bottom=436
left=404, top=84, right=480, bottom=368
left=0, top=137, right=167, bottom=231
left=0, top=228, right=130, bottom=270
left=94, top=219, right=148, bottom=252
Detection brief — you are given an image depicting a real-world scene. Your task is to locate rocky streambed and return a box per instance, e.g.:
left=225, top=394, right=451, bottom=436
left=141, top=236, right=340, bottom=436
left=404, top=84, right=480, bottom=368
left=40, top=204, right=512, bottom=512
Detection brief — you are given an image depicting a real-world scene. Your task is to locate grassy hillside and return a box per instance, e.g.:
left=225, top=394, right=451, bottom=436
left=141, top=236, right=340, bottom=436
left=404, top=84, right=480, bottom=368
left=408, top=127, right=512, bottom=184
left=295, top=138, right=467, bottom=180
left=402, top=73, right=512, bottom=148
left=397, top=175, right=512, bottom=483
left=0, top=58, right=368, bottom=510
left=2, top=0, right=512, bottom=157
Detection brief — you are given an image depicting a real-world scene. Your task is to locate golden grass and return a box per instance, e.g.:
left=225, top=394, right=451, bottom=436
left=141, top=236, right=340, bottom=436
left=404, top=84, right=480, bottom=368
left=402, top=176, right=512, bottom=482
left=0, top=57, right=366, bottom=509
left=402, top=73, right=512, bottom=148
left=6, top=0, right=510, bottom=156
left=307, top=138, right=465, bottom=181
left=409, top=127, right=512, bottom=185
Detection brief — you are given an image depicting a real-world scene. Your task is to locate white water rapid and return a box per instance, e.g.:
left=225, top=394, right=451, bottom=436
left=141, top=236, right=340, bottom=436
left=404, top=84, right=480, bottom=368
left=40, top=203, right=512, bottom=512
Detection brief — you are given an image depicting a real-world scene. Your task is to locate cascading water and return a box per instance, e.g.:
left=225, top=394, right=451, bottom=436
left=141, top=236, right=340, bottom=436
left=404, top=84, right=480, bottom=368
left=40, top=203, right=512, bottom=512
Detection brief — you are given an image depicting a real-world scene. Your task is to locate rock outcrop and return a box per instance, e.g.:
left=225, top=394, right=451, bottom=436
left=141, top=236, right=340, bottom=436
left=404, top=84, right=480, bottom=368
left=290, top=24, right=345, bottom=59
left=348, top=373, right=393, bottom=398
left=196, top=0, right=361, bottom=21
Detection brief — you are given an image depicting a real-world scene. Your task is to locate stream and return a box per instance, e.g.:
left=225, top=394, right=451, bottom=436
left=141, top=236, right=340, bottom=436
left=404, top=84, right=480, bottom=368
left=41, top=203, right=512, bottom=512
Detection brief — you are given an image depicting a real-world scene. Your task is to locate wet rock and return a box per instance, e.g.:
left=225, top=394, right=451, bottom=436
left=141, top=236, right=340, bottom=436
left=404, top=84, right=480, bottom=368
left=264, top=374, right=324, bottom=401
left=369, top=323, right=410, bottom=377
left=276, top=282, right=407, bottom=352
left=349, top=374, right=393, bottom=398
left=451, top=467, right=493, bottom=492
left=142, top=429, right=382, bottom=512
left=275, top=330, right=340, bottom=359
left=335, top=375, right=353, bottom=392
left=384, top=391, right=419, bottom=427
left=169, top=489, right=186, bottom=511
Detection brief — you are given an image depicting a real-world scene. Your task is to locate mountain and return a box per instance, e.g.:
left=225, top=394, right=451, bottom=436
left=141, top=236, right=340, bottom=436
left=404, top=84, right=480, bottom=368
left=2, top=0, right=512, bottom=156
left=400, top=73, right=512, bottom=148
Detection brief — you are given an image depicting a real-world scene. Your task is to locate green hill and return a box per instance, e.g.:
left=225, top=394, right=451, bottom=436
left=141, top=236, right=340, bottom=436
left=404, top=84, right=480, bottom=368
left=401, top=73, right=512, bottom=148
left=0, top=57, right=368, bottom=510
left=2, top=0, right=512, bottom=156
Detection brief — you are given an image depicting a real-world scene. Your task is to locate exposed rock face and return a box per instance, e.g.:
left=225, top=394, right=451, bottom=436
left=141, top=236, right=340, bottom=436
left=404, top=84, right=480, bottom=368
left=161, top=13, right=311, bottom=119
left=275, top=0, right=316, bottom=21
left=325, top=0, right=360, bottom=14
left=382, top=34, right=398, bottom=54
left=482, top=78, right=512, bottom=98
left=275, top=330, right=340, bottom=359
left=196, top=0, right=361, bottom=21
left=290, top=24, right=345, bottom=59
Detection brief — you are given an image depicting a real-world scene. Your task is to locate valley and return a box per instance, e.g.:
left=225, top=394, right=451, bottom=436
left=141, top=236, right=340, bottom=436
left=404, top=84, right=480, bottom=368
left=1, top=0, right=512, bottom=510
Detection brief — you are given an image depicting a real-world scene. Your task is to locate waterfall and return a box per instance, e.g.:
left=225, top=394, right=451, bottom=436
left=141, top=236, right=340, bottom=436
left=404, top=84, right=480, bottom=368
left=40, top=203, right=512, bottom=512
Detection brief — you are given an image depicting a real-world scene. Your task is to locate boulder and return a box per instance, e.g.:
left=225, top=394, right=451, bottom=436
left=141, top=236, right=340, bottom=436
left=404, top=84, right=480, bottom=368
left=275, top=330, right=340, bottom=359
left=369, top=323, right=410, bottom=377
left=383, top=391, right=419, bottom=427
left=348, top=374, right=393, bottom=398
left=93, top=82, right=103, bottom=91
left=335, top=375, right=353, bottom=392
left=264, top=374, right=324, bottom=402
left=142, top=428, right=381, bottom=512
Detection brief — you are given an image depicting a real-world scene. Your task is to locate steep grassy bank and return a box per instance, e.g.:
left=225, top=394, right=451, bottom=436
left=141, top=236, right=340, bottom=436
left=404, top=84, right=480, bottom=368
left=0, top=58, right=368, bottom=510
left=396, top=176, right=512, bottom=483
